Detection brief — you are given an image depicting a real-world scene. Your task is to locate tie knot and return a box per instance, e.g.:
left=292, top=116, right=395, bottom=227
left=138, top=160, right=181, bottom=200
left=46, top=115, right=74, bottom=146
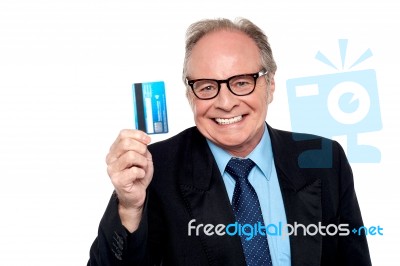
left=226, top=158, right=256, bottom=181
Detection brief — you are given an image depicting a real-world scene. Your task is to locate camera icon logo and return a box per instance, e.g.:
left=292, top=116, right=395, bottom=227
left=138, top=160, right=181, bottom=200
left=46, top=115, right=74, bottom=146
left=286, top=39, right=382, bottom=166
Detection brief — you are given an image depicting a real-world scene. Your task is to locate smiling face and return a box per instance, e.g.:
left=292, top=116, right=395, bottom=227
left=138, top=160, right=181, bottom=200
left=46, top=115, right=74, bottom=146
left=186, top=29, right=275, bottom=157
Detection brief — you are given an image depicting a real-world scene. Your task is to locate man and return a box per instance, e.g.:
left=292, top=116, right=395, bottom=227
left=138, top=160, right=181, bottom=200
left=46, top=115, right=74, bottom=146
left=88, top=18, right=371, bottom=265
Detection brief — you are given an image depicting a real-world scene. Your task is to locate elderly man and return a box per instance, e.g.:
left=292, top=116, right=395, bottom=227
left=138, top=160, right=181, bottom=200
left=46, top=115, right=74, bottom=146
left=88, top=18, right=371, bottom=266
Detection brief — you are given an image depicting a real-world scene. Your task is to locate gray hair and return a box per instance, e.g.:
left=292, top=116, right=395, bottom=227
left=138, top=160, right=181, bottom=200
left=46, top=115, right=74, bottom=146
left=182, top=17, right=277, bottom=84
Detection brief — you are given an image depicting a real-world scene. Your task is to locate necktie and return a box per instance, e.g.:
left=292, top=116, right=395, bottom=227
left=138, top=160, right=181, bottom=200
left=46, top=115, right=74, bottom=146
left=226, top=157, right=273, bottom=266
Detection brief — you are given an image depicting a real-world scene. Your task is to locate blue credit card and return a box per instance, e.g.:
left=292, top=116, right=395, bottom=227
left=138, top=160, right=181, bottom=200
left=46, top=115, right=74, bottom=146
left=132, top=81, right=169, bottom=134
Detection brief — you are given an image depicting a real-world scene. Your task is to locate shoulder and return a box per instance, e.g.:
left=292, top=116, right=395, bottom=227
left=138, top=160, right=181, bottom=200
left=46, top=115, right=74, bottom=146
left=267, top=124, right=346, bottom=169
left=268, top=124, right=340, bottom=150
left=268, top=125, right=330, bottom=143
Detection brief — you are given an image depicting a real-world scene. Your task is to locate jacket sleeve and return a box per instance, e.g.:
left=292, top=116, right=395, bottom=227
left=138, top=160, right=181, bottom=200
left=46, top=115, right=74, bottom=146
left=334, top=141, right=372, bottom=266
left=87, top=192, right=149, bottom=266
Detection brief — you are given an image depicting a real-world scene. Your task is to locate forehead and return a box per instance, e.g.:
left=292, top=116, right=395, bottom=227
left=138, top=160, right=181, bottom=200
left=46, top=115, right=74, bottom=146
left=187, top=29, right=261, bottom=79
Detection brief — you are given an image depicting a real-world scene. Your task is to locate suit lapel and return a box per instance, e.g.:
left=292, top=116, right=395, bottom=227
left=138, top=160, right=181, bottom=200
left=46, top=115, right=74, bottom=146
left=178, top=128, right=246, bottom=265
left=268, top=125, right=323, bottom=266
left=177, top=126, right=323, bottom=265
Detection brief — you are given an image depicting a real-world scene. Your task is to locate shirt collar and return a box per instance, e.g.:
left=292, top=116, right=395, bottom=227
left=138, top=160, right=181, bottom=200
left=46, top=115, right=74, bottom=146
left=206, top=124, right=273, bottom=180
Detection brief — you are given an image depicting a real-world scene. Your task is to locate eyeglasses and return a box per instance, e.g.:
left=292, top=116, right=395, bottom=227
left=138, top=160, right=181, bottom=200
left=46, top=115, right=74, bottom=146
left=186, top=69, right=268, bottom=100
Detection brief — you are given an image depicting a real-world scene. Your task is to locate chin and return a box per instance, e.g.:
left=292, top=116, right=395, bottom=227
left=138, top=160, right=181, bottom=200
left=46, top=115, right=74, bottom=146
left=213, top=135, right=249, bottom=148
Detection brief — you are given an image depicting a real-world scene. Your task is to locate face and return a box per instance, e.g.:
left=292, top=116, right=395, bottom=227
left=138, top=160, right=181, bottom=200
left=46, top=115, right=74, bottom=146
left=186, top=30, right=275, bottom=157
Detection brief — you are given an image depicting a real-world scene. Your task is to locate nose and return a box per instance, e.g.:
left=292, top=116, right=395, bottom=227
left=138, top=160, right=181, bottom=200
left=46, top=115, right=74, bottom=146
left=214, top=83, right=240, bottom=111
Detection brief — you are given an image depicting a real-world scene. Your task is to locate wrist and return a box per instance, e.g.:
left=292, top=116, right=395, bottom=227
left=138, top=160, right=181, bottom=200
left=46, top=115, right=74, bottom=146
left=118, top=204, right=143, bottom=233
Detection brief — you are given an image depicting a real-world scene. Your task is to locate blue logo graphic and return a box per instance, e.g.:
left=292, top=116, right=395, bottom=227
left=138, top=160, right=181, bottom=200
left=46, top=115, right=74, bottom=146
left=286, top=39, right=382, bottom=166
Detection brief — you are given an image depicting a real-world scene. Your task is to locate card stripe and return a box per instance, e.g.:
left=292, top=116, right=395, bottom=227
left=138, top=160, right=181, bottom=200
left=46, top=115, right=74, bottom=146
left=134, top=83, right=147, bottom=131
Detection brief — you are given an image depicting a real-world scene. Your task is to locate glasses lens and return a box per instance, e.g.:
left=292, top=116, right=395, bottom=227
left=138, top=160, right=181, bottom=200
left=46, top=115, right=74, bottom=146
left=193, top=80, right=219, bottom=99
left=229, top=75, right=256, bottom=95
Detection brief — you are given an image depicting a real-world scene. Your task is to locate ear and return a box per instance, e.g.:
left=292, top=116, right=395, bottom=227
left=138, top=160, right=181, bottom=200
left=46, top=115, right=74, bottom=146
left=268, top=73, right=276, bottom=104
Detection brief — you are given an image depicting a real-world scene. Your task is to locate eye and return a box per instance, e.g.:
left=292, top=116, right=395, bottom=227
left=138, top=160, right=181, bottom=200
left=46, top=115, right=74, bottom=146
left=200, top=85, right=216, bottom=92
left=235, top=81, right=251, bottom=87
left=194, top=80, right=218, bottom=92
left=231, top=76, right=254, bottom=89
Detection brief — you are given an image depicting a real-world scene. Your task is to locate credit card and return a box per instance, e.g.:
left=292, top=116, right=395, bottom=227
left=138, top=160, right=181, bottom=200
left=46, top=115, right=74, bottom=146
left=132, top=81, right=169, bottom=134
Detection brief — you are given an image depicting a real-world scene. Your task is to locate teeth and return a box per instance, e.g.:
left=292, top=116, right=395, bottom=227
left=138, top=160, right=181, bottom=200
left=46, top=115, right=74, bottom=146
left=215, top=115, right=243, bottom=125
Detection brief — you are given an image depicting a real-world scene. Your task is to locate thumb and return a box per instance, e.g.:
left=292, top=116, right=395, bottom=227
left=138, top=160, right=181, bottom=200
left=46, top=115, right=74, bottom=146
left=144, top=150, right=154, bottom=186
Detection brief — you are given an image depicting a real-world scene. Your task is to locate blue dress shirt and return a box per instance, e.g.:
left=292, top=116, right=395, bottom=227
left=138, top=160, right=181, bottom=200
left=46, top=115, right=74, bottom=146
left=207, top=125, right=291, bottom=266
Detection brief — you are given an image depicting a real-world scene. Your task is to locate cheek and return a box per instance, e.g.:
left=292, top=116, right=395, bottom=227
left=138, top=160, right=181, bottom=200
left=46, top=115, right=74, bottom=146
left=192, top=101, right=209, bottom=120
left=246, top=93, right=269, bottom=121
left=252, top=91, right=269, bottom=109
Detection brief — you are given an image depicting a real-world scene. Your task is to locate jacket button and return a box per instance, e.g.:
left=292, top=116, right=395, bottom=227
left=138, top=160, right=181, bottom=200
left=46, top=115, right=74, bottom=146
left=111, top=231, right=124, bottom=260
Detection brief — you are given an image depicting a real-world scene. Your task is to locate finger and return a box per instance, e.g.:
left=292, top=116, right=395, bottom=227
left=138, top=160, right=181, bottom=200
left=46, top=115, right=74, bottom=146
left=145, top=150, right=153, bottom=175
left=110, top=166, right=146, bottom=192
left=107, top=150, right=149, bottom=175
left=118, top=129, right=151, bottom=145
left=113, top=151, right=154, bottom=192
left=107, top=138, right=149, bottom=164
left=107, top=129, right=151, bottom=163
left=141, top=150, right=154, bottom=187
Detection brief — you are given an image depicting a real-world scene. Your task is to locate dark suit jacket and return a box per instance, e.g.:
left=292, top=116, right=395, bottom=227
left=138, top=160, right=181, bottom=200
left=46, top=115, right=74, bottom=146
left=88, top=125, right=372, bottom=266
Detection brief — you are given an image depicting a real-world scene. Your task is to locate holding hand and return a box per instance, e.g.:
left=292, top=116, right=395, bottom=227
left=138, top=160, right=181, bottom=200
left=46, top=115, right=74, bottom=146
left=106, top=129, right=154, bottom=232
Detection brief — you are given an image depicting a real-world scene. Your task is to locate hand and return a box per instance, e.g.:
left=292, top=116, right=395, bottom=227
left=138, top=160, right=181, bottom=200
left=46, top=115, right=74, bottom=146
left=106, top=129, right=154, bottom=232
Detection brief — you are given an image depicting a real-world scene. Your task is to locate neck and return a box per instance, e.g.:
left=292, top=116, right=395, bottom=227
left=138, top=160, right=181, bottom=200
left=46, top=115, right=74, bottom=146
left=224, top=127, right=265, bottom=158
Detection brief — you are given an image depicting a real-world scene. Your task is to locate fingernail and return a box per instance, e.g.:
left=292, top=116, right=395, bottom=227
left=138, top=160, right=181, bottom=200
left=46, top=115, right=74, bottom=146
left=143, top=135, right=151, bottom=144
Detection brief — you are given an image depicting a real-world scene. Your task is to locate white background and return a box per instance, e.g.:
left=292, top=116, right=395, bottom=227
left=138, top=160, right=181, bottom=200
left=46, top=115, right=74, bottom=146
left=0, top=0, right=399, bottom=265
